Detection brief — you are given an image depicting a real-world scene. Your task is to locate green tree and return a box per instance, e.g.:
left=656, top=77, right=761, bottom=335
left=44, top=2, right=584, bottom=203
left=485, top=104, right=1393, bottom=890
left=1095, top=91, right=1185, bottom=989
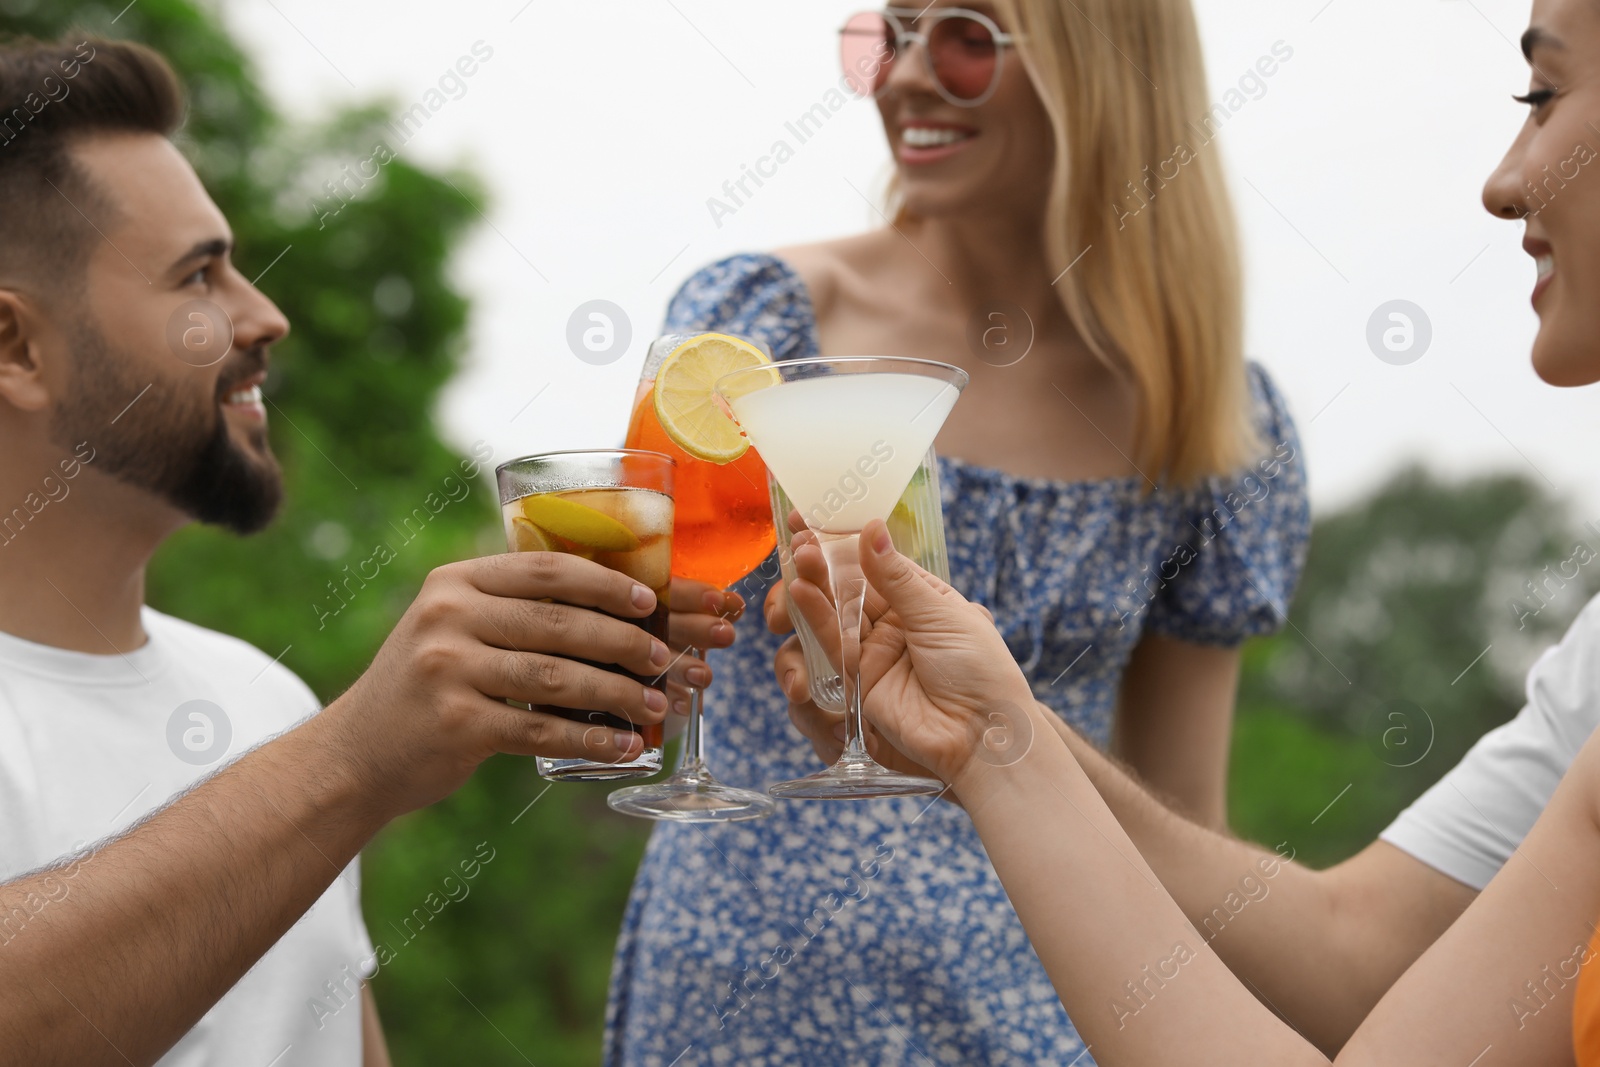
left=1231, top=465, right=1600, bottom=867
left=0, top=2, right=649, bottom=1062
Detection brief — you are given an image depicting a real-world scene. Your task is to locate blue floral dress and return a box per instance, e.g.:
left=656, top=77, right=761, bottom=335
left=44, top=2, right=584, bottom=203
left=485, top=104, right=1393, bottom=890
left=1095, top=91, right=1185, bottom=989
left=605, top=254, right=1311, bottom=1066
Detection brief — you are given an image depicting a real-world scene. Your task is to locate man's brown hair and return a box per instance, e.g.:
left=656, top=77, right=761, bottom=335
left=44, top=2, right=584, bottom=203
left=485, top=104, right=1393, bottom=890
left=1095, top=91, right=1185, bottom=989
left=0, top=36, right=185, bottom=290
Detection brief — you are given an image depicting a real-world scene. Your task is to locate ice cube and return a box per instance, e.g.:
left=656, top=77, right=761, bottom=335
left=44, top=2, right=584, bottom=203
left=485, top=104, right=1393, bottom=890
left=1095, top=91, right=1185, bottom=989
left=598, top=536, right=671, bottom=592
left=624, top=489, right=675, bottom=539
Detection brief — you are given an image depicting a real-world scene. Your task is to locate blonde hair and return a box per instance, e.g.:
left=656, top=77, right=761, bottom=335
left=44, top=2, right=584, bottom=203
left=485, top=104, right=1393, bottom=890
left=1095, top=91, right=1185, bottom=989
left=897, top=0, right=1258, bottom=486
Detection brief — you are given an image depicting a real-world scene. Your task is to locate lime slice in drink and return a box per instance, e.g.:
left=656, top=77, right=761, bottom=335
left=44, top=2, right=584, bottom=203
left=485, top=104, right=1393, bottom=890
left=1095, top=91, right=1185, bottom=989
left=886, top=501, right=924, bottom=560
left=520, top=494, right=641, bottom=552
left=652, top=333, right=772, bottom=464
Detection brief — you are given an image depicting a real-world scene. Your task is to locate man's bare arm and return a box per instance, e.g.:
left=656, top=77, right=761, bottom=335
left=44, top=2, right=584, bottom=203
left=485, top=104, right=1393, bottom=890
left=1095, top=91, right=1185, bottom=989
left=0, top=714, right=376, bottom=1066
left=0, top=550, right=678, bottom=1066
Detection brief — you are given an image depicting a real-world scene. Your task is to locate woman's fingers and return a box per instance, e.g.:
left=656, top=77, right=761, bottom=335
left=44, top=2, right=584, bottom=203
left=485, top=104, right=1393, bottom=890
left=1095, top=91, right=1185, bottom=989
left=774, top=636, right=811, bottom=703
left=793, top=538, right=893, bottom=622
left=670, top=609, right=737, bottom=653
left=789, top=575, right=844, bottom=673
left=858, top=519, right=957, bottom=628
left=780, top=638, right=846, bottom=762
left=792, top=534, right=829, bottom=591
left=669, top=576, right=718, bottom=612
left=660, top=577, right=737, bottom=708
left=788, top=700, right=846, bottom=764
left=669, top=578, right=745, bottom=620
left=659, top=654, right=710, bottom=693
left=667, top=578, right=743, bottom=652
left=764, top=581, right=795, bottom=635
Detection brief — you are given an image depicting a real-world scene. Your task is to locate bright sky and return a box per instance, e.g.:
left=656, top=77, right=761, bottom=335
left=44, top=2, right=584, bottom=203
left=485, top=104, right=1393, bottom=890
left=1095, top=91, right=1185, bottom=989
left=216, top=0, right=1600, bottom=519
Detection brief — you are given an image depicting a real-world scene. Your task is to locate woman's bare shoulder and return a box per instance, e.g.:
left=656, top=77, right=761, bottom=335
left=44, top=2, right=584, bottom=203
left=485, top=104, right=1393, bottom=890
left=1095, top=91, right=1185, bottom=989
left=773, top=229, right=896, bottom=319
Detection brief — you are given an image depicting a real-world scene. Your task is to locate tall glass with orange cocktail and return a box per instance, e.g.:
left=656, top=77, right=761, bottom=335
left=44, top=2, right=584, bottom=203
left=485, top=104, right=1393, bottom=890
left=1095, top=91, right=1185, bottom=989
left=606, top=334, right=780, bottom=822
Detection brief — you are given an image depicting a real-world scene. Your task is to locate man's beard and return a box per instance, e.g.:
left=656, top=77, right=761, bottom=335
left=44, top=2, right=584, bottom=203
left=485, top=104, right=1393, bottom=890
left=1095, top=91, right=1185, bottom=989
left=49, top=319, right=284, bottom=535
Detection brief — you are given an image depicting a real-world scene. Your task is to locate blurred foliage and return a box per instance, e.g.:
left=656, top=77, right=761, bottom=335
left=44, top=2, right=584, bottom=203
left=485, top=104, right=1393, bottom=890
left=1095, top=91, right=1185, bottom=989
left=1230, top=465, right=1600, bottom=867
left=13, top=2, right=1600, bottom=1063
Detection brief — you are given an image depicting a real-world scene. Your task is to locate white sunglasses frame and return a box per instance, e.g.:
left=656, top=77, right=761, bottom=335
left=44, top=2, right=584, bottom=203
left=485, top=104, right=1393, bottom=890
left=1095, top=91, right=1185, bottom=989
left=841, top=7, right=1019, bottom=108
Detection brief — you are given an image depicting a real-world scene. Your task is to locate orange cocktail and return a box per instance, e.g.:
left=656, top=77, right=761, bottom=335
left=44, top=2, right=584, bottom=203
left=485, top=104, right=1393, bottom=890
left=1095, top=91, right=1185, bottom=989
left=605, top=333, right=779, bottom=823
left=625, top=384, right=776, bottom=587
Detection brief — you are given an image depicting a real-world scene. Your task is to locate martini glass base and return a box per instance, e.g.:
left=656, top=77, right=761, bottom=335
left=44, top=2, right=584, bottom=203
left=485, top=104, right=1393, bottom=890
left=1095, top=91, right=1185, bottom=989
left=607, top=777, right=777, bottom=822
left=768, top=759, right=945, bottom=801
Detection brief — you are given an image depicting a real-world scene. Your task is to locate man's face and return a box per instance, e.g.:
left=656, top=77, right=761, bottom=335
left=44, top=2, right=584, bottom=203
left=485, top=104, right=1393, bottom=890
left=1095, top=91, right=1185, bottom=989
left=47, top=132, right=290, bottom=533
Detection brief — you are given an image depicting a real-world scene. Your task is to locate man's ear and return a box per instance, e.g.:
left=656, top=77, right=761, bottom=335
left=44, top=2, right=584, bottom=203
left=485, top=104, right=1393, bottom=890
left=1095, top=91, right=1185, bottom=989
left=0, top=289, right=53, bottom=413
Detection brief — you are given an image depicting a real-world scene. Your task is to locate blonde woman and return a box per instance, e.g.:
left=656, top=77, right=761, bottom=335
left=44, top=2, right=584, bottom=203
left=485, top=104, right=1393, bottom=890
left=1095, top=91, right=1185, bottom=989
left=606, top=3, right=1309, bottom=1062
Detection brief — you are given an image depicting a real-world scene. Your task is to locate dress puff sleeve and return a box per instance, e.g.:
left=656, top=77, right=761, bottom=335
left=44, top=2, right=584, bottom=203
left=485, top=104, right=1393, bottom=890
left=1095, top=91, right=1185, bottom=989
left=1144, top=363, right=1312, bottom=646
left=661, top=253, right=817, bottom=362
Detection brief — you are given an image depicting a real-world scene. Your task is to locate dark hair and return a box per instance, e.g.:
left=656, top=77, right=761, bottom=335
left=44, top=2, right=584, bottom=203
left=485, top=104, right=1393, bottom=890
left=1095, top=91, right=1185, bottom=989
left=0, top=36, right=185, bottom=290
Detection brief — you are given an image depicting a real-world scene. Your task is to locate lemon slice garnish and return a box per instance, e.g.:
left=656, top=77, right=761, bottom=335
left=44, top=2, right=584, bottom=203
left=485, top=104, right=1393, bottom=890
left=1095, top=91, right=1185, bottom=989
left=652, top=333, right=773, bottom=464
left=519, top=494, right=640, bottom=552
left=510, top=516, right=554, bottom=553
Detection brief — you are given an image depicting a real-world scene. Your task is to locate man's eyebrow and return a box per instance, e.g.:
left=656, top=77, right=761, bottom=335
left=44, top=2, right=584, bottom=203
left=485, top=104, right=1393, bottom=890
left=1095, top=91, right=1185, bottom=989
left=168, top=237, right=232, bottom=273
left=1522, top=26, right=1563, bottom=62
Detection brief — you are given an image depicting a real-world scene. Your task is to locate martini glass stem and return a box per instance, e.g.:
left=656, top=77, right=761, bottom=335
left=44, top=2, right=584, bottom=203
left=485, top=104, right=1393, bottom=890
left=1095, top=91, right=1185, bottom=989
left=820, top=534, right=875, bottom=766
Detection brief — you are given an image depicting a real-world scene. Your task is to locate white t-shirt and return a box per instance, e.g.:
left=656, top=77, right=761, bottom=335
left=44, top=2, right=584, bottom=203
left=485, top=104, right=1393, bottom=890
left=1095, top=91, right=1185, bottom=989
left=1380, top=593, right=1600, bottom=890
left=0, top=607, right=376, bottom=1066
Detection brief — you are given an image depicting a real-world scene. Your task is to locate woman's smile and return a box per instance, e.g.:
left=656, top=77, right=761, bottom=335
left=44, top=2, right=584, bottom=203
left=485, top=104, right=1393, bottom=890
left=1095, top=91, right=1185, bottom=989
left=1527, top=235, right=1556, bottom=308
left=897, top=120, right=981, bottom=165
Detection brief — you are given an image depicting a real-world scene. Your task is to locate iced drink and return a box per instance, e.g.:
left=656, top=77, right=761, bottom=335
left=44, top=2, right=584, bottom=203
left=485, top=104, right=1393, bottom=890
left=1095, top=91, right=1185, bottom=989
left=496, top=451, right=675, bottom=781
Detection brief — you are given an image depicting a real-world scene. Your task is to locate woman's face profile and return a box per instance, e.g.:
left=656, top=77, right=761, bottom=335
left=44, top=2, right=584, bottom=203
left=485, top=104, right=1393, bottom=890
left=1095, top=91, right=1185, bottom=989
left=873, top=2, right=1055, bottom=221
left=1484, top=0, right=1600, bottom=386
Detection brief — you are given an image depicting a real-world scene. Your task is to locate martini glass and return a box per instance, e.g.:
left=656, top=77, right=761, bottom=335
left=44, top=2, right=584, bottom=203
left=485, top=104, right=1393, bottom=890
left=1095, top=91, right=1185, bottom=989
left=606, top=335, right=779, bottom=822
left=715, top=356, right=969, bottom=799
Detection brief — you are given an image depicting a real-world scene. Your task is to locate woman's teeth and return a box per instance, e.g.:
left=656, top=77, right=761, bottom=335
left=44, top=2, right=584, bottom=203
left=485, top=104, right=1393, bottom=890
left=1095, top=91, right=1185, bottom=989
left=224, top=384, right=262, bottom=405
left=902, top=127, right=973, bottom=148
left=1537, top=254, right=1555, bottom=280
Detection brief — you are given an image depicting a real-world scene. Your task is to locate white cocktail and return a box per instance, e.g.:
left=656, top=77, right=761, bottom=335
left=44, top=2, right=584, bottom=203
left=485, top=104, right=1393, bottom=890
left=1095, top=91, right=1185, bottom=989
left=717, top=356, right=969, bottom=799
left=772, top=449, right=951, bottom=714
left=727, top=373, right=956, bottom=533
